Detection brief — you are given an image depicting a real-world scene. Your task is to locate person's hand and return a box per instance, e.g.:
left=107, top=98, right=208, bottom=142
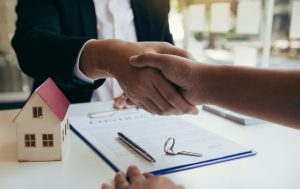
left=113, top=93, right=135, bottom=110
left=101, top=166, right=184, bottom=189
left=80, top=39, right=198, bottom=115
left=130, top=53, right=211, bottom=105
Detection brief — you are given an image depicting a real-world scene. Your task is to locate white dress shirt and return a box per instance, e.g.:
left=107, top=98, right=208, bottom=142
left=74, top=0, right=137, bottom=101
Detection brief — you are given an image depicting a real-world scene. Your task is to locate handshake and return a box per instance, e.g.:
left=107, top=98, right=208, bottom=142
left=80, top=39, right=207, bottom=115
left=79, top=39, right=300, bottom=189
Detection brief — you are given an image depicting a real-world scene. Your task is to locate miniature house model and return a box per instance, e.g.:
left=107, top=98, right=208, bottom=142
left=14, top=78, right=70, bottom=162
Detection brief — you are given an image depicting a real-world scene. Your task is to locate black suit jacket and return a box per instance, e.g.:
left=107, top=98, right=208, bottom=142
left=12, top=0, right=173, bottom=103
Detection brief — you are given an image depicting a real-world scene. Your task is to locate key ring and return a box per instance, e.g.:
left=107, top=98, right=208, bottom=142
left=164, top=137, right=202, bottom=157
left=164, top=137, right=176, bottom=154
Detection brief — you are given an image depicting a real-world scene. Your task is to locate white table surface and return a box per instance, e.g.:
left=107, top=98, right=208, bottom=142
left=1, top=101, right=300, bottom=189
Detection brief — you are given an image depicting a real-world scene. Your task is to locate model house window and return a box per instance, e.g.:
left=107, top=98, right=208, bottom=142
left=42, top=134, right=54, bottom=147
left=62, top=130, right=64, bottom=141
left=32, top=107, right=43, bottom=118
left=65, top=124, right=67, bottom=135
left=25, top=134, right=36, bottom=147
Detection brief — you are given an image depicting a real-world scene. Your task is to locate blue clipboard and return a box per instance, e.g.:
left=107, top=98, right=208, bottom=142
left=71, top=125, right=256, bottom=175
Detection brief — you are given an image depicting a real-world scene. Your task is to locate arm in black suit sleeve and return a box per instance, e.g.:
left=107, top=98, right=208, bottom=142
left=12, top=0, right=105, bottom=93
left=162, top=0, right=174, bottom=44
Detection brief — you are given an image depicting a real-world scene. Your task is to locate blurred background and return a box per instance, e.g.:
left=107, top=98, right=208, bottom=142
left=0, top=0, right=32, bottom=109
left=0, top=0, right=299, bottom=109
left=169, top=0, right=300, bottom=66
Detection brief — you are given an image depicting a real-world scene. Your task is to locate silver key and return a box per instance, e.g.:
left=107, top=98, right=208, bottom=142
left=164, top=137, right=202, bottom=157
left=177, top=151, right=202, bottom=157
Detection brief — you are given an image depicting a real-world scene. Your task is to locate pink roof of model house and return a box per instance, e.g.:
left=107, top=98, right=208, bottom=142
left=35, top=78, right=70, bottom=121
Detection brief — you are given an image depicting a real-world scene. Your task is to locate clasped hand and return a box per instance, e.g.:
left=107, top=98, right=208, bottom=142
left=80, top=39, right=198, bottom=115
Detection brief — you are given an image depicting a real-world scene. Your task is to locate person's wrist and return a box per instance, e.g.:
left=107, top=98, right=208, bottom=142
left=190, top=64, right=217, bottom=105
left=79, top=40, right=115, bottom=80
left=103, top=40, right=139, bottom=79
left=79, top=40, right=101, bottom=80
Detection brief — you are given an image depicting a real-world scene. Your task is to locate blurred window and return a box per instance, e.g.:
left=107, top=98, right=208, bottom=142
left=169, top=0, right=300, bottom=68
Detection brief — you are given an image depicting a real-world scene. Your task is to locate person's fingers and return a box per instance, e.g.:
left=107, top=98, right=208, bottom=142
left=167, top=47, right=194, bottom=59
left=124, top=88, right=161, bottom=114
left=126, top=165, right=145, bottom=184
left=146, top=83, right=179, bottom=115
left=114, top=172, right=130, bottom=189
left=115, top=95, right=136, bottom=109
left=165, top=47, right=194, bottom=59
left=126, top=98, right=135, bottom=106
left=127, top=97, right=155, bottom=114
left=152, top=78, right=198, bottom=115
left=101, top=183, right=113, bottom=189
left=125, top=104, right=136, bottom=109
left=114, top=100, right=127, bottom=110
left=130, top=53, right=168, bottom=69
left=136, top=102, right=153, bottom=114
left=140, top=97, right=163, bottom=115
left=130, top=53, right=195, bottom=91
left=156, top=42, right=194, bottom=59
left=143, top=173, right=154, bottom=179
left=113, top=94, right=128, bottom=110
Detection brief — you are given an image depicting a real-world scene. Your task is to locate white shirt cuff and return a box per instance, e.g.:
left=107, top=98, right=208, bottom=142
left=73, top=39, right=96, bottom=84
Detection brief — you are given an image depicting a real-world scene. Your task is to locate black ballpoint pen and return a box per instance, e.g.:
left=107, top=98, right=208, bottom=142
left=118, top=132, right=156, bottom=163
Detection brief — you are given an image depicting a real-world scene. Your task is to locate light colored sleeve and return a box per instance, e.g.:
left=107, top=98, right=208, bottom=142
left=73, top=39, right=96, bottom=84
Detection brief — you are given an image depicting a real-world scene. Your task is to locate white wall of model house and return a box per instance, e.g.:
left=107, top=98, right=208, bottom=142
left=15, top=93, right=70, bottom=162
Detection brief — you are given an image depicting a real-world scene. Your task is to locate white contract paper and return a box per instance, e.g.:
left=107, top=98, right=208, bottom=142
left=70, top=110, right=254, bottom=173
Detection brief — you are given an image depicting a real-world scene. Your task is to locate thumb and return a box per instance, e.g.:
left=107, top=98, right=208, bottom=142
left=129, top=53, right=167, bottom=69
left=160, top=45, right=194, bottom=59
left=130, top=53, right=194, bottom=91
